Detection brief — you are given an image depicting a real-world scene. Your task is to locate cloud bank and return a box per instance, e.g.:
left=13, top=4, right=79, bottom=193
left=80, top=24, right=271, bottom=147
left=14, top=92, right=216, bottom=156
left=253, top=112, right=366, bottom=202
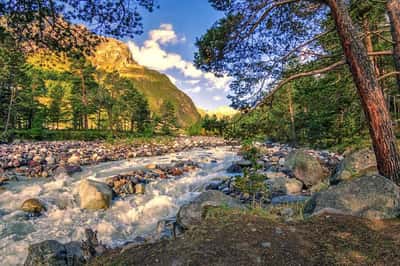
left=127, top=24, right=231, bottom=96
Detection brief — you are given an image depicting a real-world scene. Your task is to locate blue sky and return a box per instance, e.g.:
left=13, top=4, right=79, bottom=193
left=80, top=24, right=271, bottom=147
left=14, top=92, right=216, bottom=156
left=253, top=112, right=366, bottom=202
left=125, top=0, right=231, bottom=110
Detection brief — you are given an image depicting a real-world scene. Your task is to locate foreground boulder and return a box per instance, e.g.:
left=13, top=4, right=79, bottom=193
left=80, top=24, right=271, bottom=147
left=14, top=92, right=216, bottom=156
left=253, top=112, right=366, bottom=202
left=285, top=149, right=327, bottom=187
left=304, top=175, right=400, bottom=220
left=330, top=148, right=377, bottom=184
left=177, top=190, right=244, bottom=229
left=21, top=198, right=46, bottom=214
left=78, top=180, right=113, bottom=210
left=24, top=240, right=85, bottom=266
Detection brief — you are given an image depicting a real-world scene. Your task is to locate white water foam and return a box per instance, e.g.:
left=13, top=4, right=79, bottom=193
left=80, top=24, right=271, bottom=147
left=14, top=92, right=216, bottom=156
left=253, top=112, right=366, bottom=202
left=0, top=146, right=238, bottom=265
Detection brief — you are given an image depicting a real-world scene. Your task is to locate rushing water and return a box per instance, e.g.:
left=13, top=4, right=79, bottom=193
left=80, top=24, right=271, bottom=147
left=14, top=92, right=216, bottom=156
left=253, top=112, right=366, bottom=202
left=0, top=146, right=239, bottom=265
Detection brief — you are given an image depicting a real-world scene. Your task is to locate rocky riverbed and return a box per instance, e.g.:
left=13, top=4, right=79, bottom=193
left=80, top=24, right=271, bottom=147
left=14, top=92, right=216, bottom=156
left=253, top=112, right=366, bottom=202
left=0, top=144, right=239, bottom=265
left=2, top=138, right=399, bottom=265
left=0, top=136, right=232, bottom=181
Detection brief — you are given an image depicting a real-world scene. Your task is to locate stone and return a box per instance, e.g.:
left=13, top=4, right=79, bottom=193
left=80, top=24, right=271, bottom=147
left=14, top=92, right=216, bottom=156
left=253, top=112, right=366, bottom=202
left=285, top=149, right=327, bottom=187
left=135, top=183, right=145, bottom=194
left=65, top=165, right=82, bottom=175
left=304, top=175, right=400, bottom=220
left=266, top=177, right=303, bottom=195
left=226, top=163, right=242, bottom=174
left=170, top=168, right=183, bottom=176
left=21, top=198, right=46, bottom=214
left=271, top=195, right=310, bottom=205
left=177, top=191, right=245, bottom=229
left=146, top=163, right=157, bottom=170
left=78, top=179, right=113, bottom=210
left=45, top=156, right=56, bottom=166
left=24, top=240, right=85, bottom=266
left=67, top=154, right=80, bottom=166
left=155, top=219, right=183, bottom=240
left=260, top=242, right=271, bottom=248
left=330, top=148, right=377, bottom=184
left=265, top=171, right=288, bottom=179
left=237, top=160, right=252, bottom=167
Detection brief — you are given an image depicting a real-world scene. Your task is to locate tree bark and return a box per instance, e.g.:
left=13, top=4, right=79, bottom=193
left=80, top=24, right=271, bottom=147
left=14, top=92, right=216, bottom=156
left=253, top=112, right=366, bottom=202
left=387, top=0, right=400, bottom=90
left=80, top=70, right=89, bottom=129
left=287, top=86, right=296, bottom=144
left=327, top=0, right=400, bottom=184
left=362, top=17, right=380, bottom=77
left=2, top=87, right=16, bottom=137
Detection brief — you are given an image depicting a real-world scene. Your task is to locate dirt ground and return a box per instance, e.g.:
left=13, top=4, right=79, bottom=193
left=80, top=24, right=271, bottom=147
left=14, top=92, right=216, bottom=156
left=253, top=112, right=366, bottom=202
left=90, top=209, right=400, bottom=266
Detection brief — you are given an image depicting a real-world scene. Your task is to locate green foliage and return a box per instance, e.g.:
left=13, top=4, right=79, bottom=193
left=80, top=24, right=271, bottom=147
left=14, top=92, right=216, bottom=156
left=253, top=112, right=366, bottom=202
left=235, top=142, right=268, bottom=207
left=160, top=101, right=177, bottom=135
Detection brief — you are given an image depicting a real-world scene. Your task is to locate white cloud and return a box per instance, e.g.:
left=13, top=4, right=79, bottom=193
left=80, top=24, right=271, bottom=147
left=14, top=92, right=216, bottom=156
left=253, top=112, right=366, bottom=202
left=127, top=24, right=231, bottom=89
left=212, top=95, right=222, bottom=101
left=189, top=86, right=201, bottom=93
left=186, top=80, right=200, bottom=85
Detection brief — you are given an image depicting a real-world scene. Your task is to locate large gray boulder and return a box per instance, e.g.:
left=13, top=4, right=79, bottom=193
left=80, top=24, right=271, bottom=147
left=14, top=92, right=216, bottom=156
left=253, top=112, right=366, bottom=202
left=330, top=148, right=377, bottom=184
left=177, top=190, right=244, bottom=229
left=78, top=179, right=113, bottom=210
left=24, top=240, right=85, bottom=266
left=285, top=149, right=327, bottom=187
left=304, top=175, right=400, bottom=220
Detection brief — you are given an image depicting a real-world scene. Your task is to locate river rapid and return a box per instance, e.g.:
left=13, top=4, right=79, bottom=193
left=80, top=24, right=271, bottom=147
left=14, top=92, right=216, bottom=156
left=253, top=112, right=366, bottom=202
left=0, top=146, right=239, bottom=265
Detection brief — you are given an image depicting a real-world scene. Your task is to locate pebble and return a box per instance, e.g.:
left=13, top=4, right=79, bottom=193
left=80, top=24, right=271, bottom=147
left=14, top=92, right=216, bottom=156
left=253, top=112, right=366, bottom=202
left=261, top=242, right=271, bottom=248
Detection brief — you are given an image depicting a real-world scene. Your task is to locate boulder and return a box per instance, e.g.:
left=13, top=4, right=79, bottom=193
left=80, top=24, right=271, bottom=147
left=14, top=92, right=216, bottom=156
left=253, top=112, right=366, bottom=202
left=304, top=175, right=400, bottom=220
left=21, top=198, right=46, bottom=214
left=330, top=148, right=377, bottom=184
left=266, top=177, right=303, bottom=195
left=285, top=149, right=326, bottom=187
left=24, top=240, right=85, bottom=266
left=226, top=163, right=242, bottom=174
left=177, top=190, right=244, bottom=229
left=78, top=180, right=113, bottom=210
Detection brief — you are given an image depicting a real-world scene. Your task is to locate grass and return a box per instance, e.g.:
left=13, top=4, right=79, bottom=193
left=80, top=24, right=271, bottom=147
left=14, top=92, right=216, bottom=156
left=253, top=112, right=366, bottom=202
left=205, top=201, right=307, bottom=223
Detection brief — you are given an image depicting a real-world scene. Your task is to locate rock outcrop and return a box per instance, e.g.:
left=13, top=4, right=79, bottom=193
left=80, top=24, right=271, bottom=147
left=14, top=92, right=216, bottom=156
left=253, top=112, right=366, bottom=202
left=304, top=175, right=400, bottom=220
left=177, top=191, right=244, bottom=229
left=330, top=148, right=377, bottom=184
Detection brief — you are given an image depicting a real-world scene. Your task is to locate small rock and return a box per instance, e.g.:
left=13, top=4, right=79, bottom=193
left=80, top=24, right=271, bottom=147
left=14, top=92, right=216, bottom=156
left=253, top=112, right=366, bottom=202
left=135, top=183, right=145, bottom=194
left=226, top=163, right=242, bottom=174
left=21, top=198, right=46, bottom=214
left=146, top=163, right=157, bottom=170
left=67, top=154, right=80, bottom=166
left=261, top=242, right=271, bottom=248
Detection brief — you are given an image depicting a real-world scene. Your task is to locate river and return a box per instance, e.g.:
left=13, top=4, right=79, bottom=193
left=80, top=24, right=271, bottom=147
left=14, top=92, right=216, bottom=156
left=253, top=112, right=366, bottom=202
left=0, top=146, right=239, bottom=265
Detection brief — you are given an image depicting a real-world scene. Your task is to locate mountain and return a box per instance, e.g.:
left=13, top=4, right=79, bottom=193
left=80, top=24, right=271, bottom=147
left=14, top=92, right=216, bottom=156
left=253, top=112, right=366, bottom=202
left=28, top=38, right=200, bottom=128
left=89, top=39, right=200, bottom=127
left=198, top=106, right=238, bottom=119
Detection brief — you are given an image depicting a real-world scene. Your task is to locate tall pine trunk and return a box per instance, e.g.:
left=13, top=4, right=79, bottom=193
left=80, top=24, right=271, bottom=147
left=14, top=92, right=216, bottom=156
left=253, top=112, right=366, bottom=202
left=387, top=0, right=400, bottom=90
left=327, top=0, right=400, bottom=184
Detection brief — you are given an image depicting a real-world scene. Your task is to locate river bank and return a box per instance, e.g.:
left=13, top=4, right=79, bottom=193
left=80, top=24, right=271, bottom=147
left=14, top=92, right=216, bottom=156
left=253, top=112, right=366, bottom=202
left=90, top=209, right=400, bottom=266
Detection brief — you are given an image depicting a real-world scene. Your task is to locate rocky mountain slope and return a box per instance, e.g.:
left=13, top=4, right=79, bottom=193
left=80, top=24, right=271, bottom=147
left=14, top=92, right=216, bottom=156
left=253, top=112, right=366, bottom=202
left=90, top=39, right=200, bottom=127
left=28, top=38, right=200, bottom=128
